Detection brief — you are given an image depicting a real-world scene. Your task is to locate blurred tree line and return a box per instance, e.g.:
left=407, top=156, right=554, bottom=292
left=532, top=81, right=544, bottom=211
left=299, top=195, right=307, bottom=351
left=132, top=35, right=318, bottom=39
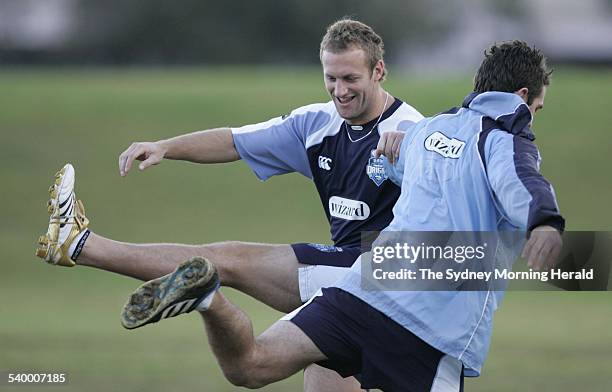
left=2, top=0, right=457, bottom=65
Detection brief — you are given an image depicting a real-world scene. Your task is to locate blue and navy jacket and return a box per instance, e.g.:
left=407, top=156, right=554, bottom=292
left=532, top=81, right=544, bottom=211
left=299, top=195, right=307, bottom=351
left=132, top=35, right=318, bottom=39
left=231, top=99, right=423, bottom=247
left=335, top=91, right=564, bottom=376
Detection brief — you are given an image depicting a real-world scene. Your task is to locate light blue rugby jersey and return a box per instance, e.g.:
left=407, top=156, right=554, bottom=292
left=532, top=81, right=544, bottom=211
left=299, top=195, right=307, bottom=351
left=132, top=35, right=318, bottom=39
left=334, top=92, right=564, bottom=376
left=231, top=99, right=423, bottom=248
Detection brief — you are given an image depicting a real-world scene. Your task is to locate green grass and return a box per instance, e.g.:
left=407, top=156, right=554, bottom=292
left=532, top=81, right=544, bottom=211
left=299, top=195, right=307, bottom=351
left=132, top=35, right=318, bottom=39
left=1, top=67, right=611, bottom=391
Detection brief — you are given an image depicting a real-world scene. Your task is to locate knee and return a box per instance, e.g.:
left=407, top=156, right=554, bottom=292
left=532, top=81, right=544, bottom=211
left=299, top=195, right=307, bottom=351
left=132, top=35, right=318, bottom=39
left=203, top=241, right=247, bottom=258
left=224, top=372, right=266, bottom=389
left=197, top=241, right=252, bottom=286
left=222, top=357, right=272, bottom=389
left=222, top=368, right=250, bottom=388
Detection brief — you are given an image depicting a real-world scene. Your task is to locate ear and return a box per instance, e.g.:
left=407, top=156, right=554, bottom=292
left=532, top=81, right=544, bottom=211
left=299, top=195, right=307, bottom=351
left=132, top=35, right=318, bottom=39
left=515, top=87, right=529, bottom=103
left=373, top=60, right=385, bottom=81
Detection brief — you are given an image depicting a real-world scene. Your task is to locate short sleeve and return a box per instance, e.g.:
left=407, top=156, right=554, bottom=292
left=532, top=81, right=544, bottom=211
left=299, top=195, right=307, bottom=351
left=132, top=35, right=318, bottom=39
left=231, top=104, right=332, bottom=180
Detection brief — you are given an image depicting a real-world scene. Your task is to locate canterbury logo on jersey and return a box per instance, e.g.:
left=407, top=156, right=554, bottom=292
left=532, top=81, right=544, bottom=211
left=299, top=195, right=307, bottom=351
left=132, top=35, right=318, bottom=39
left=318, top=156, right=332, bottom=170
left=328, top=196, right=370, bottom=221
left=160, top=298, right=199, bottom=319
left=424, top=131, right=466, bottom=159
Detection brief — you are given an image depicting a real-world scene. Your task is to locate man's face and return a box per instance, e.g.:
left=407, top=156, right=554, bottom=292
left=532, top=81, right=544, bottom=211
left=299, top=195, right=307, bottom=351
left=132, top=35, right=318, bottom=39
left=528, top=86, right=546, bottom=124
left=518, top=86, right=547, bottom=126
left=321, top=47, right=383, bottom=124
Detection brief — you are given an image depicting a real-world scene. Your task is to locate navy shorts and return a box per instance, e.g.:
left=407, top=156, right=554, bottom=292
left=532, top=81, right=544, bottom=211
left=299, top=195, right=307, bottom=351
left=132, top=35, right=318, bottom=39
left=289, top=288, right=464, bottom=392
left=291, top=243, right=361, bottom=267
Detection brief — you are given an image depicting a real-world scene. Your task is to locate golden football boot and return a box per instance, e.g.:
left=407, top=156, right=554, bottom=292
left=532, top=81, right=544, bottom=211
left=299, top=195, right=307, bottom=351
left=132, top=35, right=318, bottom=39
left=35, top=163, right=89, bottom=267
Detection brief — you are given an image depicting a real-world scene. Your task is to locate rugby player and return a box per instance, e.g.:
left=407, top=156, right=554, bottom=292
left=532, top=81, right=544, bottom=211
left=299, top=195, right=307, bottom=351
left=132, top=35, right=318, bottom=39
left=116, top=41, right=564, bottom=391
left=36, top=19, right=422, bottom=391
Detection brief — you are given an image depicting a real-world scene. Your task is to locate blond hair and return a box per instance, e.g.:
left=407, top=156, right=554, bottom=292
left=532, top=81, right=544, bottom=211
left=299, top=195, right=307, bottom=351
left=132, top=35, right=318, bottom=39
left=320, top=18, right=386, bottom=80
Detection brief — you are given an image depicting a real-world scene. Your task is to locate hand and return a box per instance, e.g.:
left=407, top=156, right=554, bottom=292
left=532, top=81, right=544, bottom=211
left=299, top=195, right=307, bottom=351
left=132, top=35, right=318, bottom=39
left=374, top=131, right=404, bottom=165
left=521, top=225, right=563, bottom=271
left=118, top=141, right=167, bottom=177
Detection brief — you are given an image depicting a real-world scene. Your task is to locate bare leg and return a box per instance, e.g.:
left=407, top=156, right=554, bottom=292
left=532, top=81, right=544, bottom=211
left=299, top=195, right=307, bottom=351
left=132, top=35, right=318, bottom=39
left=200, top=292, right=325, bottom=388
left=81, top=235, right=361, bottom=390
left=304, top=365, right=364, bottom=392
left=77, top=233, right=196, bottom=280
left=77, top=232, right=303, bottom=312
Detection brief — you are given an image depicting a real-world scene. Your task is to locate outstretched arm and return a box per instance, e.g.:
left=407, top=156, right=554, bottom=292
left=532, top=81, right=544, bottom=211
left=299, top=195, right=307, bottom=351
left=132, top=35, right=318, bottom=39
left=118, top=127, right=239, bottom=176
left=486, top=133, right=565, bottom=270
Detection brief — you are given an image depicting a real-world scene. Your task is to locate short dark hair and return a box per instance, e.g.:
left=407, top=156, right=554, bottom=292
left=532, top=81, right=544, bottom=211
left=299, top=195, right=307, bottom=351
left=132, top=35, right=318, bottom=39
left=474, top=41, right=552, bottom=105
left=320, top=18, right=386, bottom=80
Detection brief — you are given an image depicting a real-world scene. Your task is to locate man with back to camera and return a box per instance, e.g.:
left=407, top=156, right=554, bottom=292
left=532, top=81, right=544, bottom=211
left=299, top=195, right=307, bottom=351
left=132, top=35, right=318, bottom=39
left=115, top=40, right=565, bottom=391
left=36, top=19, right=423, bottom=391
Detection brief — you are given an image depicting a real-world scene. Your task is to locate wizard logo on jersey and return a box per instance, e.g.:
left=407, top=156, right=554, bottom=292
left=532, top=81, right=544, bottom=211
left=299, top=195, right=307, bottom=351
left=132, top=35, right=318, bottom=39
left=366, top=150, right=388, bottom=187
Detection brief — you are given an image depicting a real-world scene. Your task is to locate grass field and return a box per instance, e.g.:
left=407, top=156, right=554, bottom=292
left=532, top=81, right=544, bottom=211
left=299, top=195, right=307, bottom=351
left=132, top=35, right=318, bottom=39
left=1, top=67, right=611, bottom=391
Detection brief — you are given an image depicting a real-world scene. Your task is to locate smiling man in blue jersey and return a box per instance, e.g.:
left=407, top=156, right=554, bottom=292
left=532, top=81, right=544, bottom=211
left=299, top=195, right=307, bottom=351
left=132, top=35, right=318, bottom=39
left=114, top=41, right=564, bottom=391
left=36, top=19, right=422, bottom=391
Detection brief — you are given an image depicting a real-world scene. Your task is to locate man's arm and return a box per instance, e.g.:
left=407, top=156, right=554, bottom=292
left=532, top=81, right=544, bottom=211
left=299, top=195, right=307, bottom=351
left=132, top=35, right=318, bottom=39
left=118, top=128, right=239, bottom=177
left=119, top=103, right=325, bottom=180
left=485, top=132, right=565, bottom=270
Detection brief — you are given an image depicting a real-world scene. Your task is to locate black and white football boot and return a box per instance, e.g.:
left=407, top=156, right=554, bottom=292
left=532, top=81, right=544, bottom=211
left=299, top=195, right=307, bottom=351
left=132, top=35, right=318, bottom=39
left=121, top=256, right=220, bottom=330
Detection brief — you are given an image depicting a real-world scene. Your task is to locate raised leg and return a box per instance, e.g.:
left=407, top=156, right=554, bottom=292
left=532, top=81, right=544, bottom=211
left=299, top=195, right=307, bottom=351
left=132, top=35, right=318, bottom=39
left=78, top=234, right=303, bottom=312
left=200, top=293, right=325, bottom=388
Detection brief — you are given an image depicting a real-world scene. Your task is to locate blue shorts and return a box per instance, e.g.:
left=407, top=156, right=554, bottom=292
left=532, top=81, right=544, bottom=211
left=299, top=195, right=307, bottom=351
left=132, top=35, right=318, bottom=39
left=291, top=243, right=361, bottom=267
left=288, top=288, right=464, bottom=392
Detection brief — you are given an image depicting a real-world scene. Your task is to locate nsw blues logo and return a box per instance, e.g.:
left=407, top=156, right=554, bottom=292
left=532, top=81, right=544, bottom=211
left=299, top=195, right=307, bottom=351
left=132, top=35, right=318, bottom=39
left=366, top=150, right=388, bottom=187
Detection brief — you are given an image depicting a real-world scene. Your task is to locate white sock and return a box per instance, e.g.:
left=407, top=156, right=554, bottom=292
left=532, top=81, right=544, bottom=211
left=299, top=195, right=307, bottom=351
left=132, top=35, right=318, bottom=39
left=195, top=291, right=217, bottom=312
left=68, top=229, right=89, bottom=261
